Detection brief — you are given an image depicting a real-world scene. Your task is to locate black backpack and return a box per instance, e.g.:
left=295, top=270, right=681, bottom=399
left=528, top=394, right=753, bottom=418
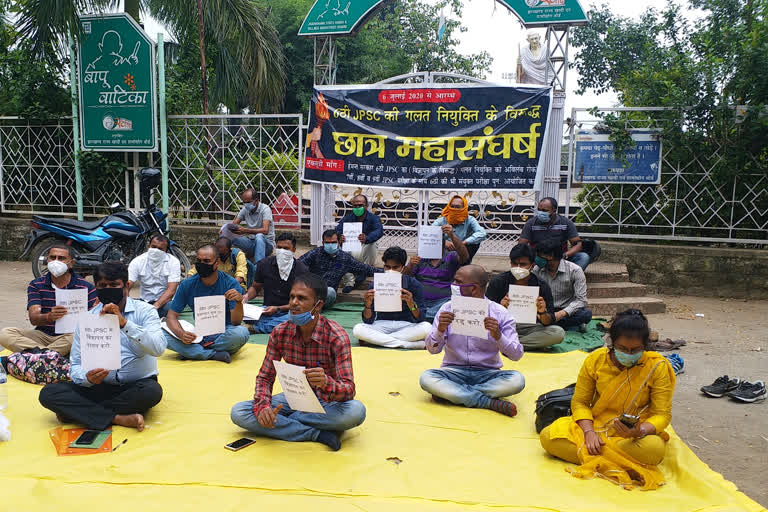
left=534, top=383, right=576, bottom=433
left=580, top=238, right=601, bottom=262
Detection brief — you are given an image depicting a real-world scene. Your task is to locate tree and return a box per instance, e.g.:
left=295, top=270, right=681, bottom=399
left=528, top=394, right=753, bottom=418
left=263, top=0, right=493, bottom=114
left=13, top=0, right=286, bottom=113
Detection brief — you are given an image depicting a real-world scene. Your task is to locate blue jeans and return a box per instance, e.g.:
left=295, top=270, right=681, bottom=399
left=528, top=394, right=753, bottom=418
left=230, top=393, right=366, bottom=443
left=423, top=297, right=450, bottom=322
left=165, top=325, right=250, bottom=360
left=568, top=251, right=591, bottom=270
left=232, top=234, right=273, bottom=263
left=146, top=301, right=170, bottom=319
left=324, top=287, right=337, bottom=310
left=419, top=366, right=525, bottom=409
left=555, top=307, right=593, bottom=329
left=250, top=312, right=289, bottom=334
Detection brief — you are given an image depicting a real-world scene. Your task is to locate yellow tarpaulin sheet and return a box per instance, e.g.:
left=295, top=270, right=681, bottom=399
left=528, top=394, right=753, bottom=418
left=0, top=345, right=763, bottom=512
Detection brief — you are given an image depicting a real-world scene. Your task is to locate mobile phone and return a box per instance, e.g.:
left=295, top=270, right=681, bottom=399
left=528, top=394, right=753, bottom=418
left=74, top=430, right=101, bottom=445
left=225, top=437, right=256, bottom=451
left=620, top=413, right=639, bottom=428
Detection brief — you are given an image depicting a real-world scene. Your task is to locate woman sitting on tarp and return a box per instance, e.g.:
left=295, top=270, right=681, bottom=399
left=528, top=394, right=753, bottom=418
left=539, top=309, right=677, bottom=490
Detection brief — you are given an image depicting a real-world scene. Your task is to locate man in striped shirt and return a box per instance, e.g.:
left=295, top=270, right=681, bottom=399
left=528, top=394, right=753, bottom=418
left=0, top=245, right=97, bottom=356
left=532, top=239, right=592, bottom=331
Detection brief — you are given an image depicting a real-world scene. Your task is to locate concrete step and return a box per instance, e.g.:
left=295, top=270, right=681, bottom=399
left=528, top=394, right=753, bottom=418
left=587, top=282, right=648, bottom=299
left=585, top=262, right=629, bottom=283
left=588, top=296, right=667, bottom=316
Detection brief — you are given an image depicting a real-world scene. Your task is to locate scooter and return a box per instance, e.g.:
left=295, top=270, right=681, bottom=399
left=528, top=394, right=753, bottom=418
left=21, top=168, right=190, bottom=277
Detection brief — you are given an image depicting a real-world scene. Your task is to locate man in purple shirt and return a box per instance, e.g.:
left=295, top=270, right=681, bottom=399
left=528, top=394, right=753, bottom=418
left=419, top=264, right=524, bottom=417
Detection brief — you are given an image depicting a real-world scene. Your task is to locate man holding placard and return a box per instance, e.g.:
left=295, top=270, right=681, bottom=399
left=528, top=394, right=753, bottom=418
left=164, top=245, right=250, bottom=363
left=230, top=273, right=366, bottom=451
left=299, top=229, right=378, bottom=308
left=404, top=226, right=469, bottom=322
left=0, top=245, right=96, bottom=356
left=38, top=262, right=166, bottom=431
left=487, top=244, right=565, bottom=349
left=336, top=194, right=383, bottom=294
left=419, top=265, right=525, bottom=418
left=352, top=247, right=430, bottom=349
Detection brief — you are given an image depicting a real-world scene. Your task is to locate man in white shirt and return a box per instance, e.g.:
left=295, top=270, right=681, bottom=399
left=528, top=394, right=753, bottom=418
left=127, top=235, right=181, bottom=318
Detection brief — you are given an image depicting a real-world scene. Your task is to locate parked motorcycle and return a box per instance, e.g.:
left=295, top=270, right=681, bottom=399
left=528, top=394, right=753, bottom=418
left=21, top=167, right=191, bottom=278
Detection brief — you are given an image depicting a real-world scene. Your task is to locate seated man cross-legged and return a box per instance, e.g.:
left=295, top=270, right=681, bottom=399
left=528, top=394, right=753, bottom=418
left=38, top=262, right=166, bottom=431
left=419, top=265, right=525, bottom=417
left=539, top=310, right=676, bottom=490
left=353, top=246, right=431, bottom=349
left=231, top=273, right=366, bottom=451
left=487, top=244, right=565, bottom=350
left=127, top=234, right=181, bottom=318
left=164, top=244, right=250, bottom=363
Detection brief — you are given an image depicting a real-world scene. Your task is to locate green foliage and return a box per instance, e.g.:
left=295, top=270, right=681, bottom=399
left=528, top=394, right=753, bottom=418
left=0, top=21, right=69, bottom=117
left=78, top=150, right=127, bottom=205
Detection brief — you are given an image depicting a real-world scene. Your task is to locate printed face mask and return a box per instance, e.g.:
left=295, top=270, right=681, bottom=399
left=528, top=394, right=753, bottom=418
left=47, top=259, right=69, bottom=278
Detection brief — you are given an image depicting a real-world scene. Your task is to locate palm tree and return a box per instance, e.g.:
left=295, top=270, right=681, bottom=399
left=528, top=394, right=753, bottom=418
left=14, top=0, right=286, bottom=113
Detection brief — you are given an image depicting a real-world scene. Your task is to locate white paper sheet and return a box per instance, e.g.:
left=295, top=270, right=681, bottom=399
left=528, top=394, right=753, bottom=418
left=54, top=288, right=88, bottom=334
left=342, top=222, right=363, bottom=253
left=507, top=285, right=539, bottom=324
left=374, top=272, right=402, bottom=312
left=243, top=303, right=264, bottom=321
left=273, top=360, right=326, bottom=414
left=161, top=319, right=203, bottom=343
left=79, top=314, right=121, bottom=371
left=194, top=295, right=226, bottom=337
left=418, top=225, right=444, bottom=259
left=450, top=296, right=489, bottom=338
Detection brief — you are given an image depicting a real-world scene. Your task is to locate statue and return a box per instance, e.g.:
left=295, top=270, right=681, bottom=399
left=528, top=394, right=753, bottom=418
left=517, top=32, right=547, bottom=85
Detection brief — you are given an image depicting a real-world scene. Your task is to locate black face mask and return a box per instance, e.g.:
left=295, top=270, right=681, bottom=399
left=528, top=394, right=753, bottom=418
left=195, top=262, right=216, bottom=278
left=97, top=287, right=124, bottom=305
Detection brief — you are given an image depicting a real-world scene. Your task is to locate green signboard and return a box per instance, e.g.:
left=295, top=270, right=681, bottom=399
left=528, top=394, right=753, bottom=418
left=499, top=0, right=588, bottom=27
left=77, top=14, right=157, bottom=151
left=298, top=0, right=390, bottom=36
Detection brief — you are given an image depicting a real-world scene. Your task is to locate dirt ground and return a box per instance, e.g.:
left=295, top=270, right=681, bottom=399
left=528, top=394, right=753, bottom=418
left=0, top=260, right=765, bottom=506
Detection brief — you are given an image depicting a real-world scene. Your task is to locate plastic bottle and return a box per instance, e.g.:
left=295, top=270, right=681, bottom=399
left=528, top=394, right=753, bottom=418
left=0, top=363, right=7, bottom=410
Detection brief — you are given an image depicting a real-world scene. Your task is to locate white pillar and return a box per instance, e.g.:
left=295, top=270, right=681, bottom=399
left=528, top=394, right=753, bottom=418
left=539, top=92, right=565, bottom=201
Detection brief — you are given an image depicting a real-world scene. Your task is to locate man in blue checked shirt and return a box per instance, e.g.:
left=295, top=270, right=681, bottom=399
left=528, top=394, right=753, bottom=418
left=39, top=262, right=166, bottom=432
left=336, top=194, right=384, bottom=293
left=299, top=229, right=379, bottom=309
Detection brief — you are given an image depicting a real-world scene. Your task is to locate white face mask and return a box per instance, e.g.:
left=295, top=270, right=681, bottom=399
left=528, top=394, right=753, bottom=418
left=385, top=269, right=402, bottom=274
left=450, top=284, right=462, bottom=296
left=275, top=248, right=295, bottom=281
left=147, top=247, right=166, bottom=262
left=47, top=259, right=69, bottom=278
left=510, top=266, right=530, bottom=280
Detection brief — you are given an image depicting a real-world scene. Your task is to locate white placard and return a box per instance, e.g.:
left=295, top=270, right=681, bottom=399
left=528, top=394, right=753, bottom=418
left=54, top=288, right=88, bottom=334
left=273, top=360, right=326, bottom=414
left=342, top=222, right=363, bottom=253
left=418, top=225, right=444, bottom=259
left=507, top=285, right=539, bottom=324
left=374, top=272, right=402, bottom=312
left=450, top=296, right=489, bottom=338
left=194, top=295, right=226, bottom=336
left=79, top=314, right=121, bottom=371
left=161, top=319, right=202, bottom=343
left=243, top=303, right=264, bottom=321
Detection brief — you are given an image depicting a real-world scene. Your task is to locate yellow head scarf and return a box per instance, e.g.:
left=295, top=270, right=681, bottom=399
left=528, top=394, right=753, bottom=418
left=441, top=195, right=469, bottom=225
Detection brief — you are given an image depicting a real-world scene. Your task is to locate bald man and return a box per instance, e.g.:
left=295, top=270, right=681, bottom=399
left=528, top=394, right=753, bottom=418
left=419, top=264, right=525, bottom=417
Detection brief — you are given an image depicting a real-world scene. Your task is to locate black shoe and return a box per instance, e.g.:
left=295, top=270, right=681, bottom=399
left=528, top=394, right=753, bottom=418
left=700, top=375, right=740, bottom=397
left=316, top=430, right=341, bottom=451
left=727, top=381, right=767, bottom=403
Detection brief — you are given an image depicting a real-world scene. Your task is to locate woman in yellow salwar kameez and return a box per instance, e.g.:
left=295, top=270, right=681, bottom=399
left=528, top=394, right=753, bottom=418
left=540, top=309, right=676, bottom=490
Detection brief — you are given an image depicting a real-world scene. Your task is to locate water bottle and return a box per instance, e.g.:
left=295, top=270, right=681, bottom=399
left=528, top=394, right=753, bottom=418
left=0, top=363, right=7, bottom=410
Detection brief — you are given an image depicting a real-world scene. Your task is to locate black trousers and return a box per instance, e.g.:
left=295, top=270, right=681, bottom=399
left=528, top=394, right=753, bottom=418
left=464, top=244, right=481, bottom=264
left=39, top=376, right=163, bottom=430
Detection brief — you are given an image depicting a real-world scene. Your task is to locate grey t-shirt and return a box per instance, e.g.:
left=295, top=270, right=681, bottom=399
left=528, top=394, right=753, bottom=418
left=237, top=202, right=275, bottom=246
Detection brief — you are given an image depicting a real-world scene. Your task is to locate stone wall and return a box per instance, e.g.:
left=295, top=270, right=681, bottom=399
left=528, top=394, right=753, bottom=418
left=598, top=241, right=768, bottom=299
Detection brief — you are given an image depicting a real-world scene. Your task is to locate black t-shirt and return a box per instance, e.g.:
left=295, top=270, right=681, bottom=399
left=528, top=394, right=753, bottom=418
left=486, top=272, right=555, bottom=322
left=520, top=214, right=579, bottom=252
left=253, top=256, right=308, bottom=307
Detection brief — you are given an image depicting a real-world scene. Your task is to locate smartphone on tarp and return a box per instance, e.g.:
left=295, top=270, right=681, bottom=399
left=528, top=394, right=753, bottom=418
left=225, top=437, right=256, bottom=451
left=74, top=430, right=101, bottom=445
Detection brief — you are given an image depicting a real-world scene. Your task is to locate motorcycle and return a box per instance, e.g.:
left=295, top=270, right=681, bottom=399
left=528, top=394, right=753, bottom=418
left=21, top=167, right=191, bottom=278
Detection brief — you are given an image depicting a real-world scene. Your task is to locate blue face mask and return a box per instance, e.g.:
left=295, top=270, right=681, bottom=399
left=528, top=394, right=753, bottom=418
left=536, top=210, right=551, bottom=223
left=243, top=203, right=257, bottom=213
left=323, top=243, right=339, bottom=255
left=288, top=301, right=320, bottom=326
left=534, top=256, right=547, bottom=268
left=614, top=349, right=643, bottom=368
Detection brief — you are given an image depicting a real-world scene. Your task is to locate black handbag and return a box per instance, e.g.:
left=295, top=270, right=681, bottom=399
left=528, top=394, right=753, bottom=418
left=534, top=383, right=576, bottom=433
